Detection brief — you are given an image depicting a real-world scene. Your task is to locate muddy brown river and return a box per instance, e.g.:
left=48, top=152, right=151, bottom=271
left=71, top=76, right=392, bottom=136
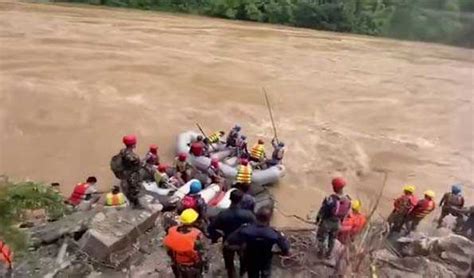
left=0, top=0, right=473, bottom=227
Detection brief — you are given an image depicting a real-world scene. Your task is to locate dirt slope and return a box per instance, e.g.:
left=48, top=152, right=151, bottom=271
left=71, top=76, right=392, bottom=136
left=0, top=0, right=473, bottom=226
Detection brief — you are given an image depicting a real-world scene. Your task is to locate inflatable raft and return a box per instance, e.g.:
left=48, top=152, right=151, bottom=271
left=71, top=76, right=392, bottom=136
left=176, top=131, right=285, bottom=186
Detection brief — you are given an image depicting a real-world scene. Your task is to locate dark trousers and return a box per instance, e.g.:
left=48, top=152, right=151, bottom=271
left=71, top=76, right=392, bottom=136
left=223, top=247, right=245, bottom=278
left=316, top=219, right=340, bottom=256
left=171, top=264, right=203, bottom=278
left=246, top=259, right=272, bottom=278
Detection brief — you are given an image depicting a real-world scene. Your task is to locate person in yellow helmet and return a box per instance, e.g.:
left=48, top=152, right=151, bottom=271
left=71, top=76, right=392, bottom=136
left=163, top=209, right=208, bottom=278
left=404, top=190, right=436, bottom=233
left=338, top=200, right=367, bottom=244
left=387, top=185, right=418, bottom=233
left=104, top=185, right=127, bottom=208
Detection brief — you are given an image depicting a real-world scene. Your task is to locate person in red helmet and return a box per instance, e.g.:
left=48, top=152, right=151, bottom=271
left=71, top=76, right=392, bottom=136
left=315, top=177, right=352, bottom=258
left=174, top=153, right=194, bottom=183
left=189, top=135, right=206, bottom=157
left=143, top=144, right=160, bottom=166
left=207, top=158, right=226, bottom=187
left=110, top=134, right=141, bottom=207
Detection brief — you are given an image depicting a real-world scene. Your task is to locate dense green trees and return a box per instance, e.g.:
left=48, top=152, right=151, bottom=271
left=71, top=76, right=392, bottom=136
left=91, top=0, right=473, bottom=47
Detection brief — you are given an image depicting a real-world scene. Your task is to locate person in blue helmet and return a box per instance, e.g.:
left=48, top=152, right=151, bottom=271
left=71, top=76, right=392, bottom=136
left=437, top=184, right=465, bottom=230
left=226, top=125, right=241, bottom=148
left=178, top=180, right=207, bottom=220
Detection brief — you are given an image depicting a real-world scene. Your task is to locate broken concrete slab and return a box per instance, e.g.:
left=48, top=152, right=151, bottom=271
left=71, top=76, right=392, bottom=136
left=78, top=207, right=161, bottom=266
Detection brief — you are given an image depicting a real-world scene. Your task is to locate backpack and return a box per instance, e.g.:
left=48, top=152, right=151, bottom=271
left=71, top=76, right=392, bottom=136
left=110, top=152, right=125, bottom=179
left=181, top=195, right=197, bottom=210
left=331, top=195, right=351, bottom=219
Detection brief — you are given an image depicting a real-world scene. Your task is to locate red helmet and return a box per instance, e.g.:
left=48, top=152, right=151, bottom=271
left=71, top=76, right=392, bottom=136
left=240, top=159, right=249, bottom=166
left=158, top=164, right=167, bottom=173
left=332, top=177, right=346, bottom=191
left=149, top=144, right=158, bottom=154
left=178, top=153, right=187, bottom=162
left=258, top=139, right=264, bottom=144
left=211, top=158, right=219, bottom=168
left=123, top=134, right=137, bottom=146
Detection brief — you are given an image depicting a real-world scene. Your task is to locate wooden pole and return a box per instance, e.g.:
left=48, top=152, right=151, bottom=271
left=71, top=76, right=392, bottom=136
left=262, top=87, right=279, bottom=143
left=196, top=123, right=216, bottom=151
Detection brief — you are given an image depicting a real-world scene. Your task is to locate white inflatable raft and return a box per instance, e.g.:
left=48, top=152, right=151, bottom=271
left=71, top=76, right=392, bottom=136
left=176, top=131, right=285, bottom=186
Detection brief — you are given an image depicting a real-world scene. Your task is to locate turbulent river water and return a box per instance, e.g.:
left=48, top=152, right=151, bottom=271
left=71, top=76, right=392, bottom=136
left=0, top=0, right=473, bottom=227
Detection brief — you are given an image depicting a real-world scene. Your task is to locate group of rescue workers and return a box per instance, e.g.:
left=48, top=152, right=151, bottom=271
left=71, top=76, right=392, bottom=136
left=2, top=124, right=473, bottom=277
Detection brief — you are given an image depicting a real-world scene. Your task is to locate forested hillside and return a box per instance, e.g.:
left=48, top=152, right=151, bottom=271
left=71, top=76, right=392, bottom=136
left=76, top=0, right=474, bottom=47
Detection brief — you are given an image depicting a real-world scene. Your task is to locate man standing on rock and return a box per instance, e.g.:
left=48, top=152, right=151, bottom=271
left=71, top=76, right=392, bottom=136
left=387, top=185, right=418, bottom=233
left=315, top=177, right=351, bottom=258
left=226, top=206, right=289, bottom=278
left=163, top=209, right=207, bottom=278
left=437, top=184, right=465, bottom=230
left=208, top=189, right=256, bottom=278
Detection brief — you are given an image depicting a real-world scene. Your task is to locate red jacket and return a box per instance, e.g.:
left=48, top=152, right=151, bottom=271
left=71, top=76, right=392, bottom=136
left=189, top=142, right=205, bottom=157
left=68, top=183, right=90, bottom=206
left=393, top=194, right=417, bottom=215
left=410, top=199, right=435, bottom=219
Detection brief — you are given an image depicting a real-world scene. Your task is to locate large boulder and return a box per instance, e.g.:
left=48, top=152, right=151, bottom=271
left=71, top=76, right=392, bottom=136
left=78, top=207, right=161, bottom=266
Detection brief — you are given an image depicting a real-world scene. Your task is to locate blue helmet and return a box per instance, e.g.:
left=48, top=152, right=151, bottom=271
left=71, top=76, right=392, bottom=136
left=190, top=180, right=202, bottom=194
left=451, top=184, right=462, bottom=195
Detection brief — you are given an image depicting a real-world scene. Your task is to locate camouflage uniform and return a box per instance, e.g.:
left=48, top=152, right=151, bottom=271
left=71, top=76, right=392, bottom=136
left=120, top=148, right=141, bottom=207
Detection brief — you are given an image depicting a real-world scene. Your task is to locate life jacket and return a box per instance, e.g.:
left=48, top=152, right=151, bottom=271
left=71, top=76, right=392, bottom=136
left=411, top=199, right=435, bottom=219
left=394, top=194, right=418, bottom=214
left=342, top=212, right=367, bottom=235
left=105, top=192, right=126, bottom=207
left=236, top=164, right=252, bottom=184
left=175, top=161, right=189, bottom=173
left=190, top=142, right=204, bottom=157
left=250, top=143, right=265, bottom=160
left=0, top=240, right=13, bottom=269
left=181, top=195, right=198, bottom=210
left=163, top=226, right=202, bottom=265
left=444, top=193, right=464, bottom=208
left=208, top=132, right=221, bottom=144
left=68, top=183, right=90, bottom=206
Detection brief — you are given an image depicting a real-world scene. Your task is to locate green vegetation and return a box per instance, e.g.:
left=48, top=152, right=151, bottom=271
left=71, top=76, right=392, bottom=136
left=79, top=0, right=473, bottom=47
left=0, top=180, right=67, bottom=256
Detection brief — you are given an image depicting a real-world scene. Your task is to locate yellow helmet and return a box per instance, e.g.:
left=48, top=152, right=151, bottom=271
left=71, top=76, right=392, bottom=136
left=424, top=190, right=435, bottom=199
left=351, top=200, right=362, bottom=212
left=180, top=208, right=199, bottom=225
left=403, top=185, right=416, bottom=193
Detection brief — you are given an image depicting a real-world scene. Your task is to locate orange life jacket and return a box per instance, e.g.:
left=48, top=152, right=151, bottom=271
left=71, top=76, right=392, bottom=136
left=68, top=183, right=90, bottom=206
left=411, top=199, right=435, bottom=219
left=393, top=194, right=417, bottom=214
left=250, top=143, right=265, bottom=160
left=236, top=164, right=252, bottom=184
left=338, top=212, right=367, bottom=243
left=0, top=240, right=13, bottom=269
left=105, top=192, right=126, bottom=206
left=163, top=226, right=202, bottom=266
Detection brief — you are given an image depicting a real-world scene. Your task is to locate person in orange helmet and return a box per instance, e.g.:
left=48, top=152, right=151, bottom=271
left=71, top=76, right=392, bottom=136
left=338, top=200, right=367, bottom=244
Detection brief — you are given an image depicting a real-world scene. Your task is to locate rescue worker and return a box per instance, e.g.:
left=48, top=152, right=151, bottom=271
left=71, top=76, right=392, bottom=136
left=163, top=209, right=207, bottom=278
left=249, top=139, right=266, bottom=163
left=456, top=206, right=474, bottom=240
left=266, top=138, right=285, bottom=166
left=207, top=130, right=225, bottom=144
left=235, top=135, right=249, bottom=158
left=337, top=200, right=367, bottom=244
left=174, top=153, right=193, bottom=183
left=404, top=190, right=436, bottom=233
left=178, top=180, right=207, bottom=220
left=67, top=176, right=100, bottom=207
left=207, top=158, right=225, bottom=187
left=226, top=125, right=241, bottom=147
left=140, top=156, right=158, bottom=182
left=437, top=184, right=465, bottom=230
left=0, top=240, right=13, bottom=270
left=155, top=164, right=171, bottom=188
left=189, top=136, right=206, bottom=157
left=208, top=190, right=256, bottom=278
left=226, top=206, right=290, bottom=278
left=105, top=185, right=127, bottom=208
left=316, top=177, right=351, bottom=258
left=143, top=144, right=159, bottom=166
left=234, top=159, right=252, bottom=192
left=387, top=185, right=418, bottom=233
